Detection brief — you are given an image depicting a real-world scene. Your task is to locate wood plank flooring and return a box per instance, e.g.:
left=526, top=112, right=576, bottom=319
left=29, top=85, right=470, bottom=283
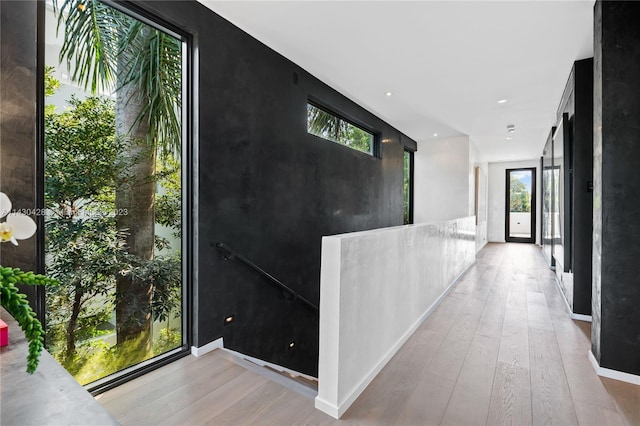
left=97, top=243, right=640, bottom=425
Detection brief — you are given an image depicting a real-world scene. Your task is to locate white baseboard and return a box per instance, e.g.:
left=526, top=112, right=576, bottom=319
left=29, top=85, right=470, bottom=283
left=190, top=337, right=224, bottom=357
left=552, top=273, right=592, bottom=322
left=553, top=272, right=572, bottom=313
left=314, top=396, right=340, bottom=419
left=541, top=249, right=554, bottom=269
left=316, top=259, right=475, bottom=419
left=315, top=396, right=340, bottom=419
left=216, top=349, right=317, bottom=399
left=221, top=347, right=317, bottom=382
left=190, top=337, right=315, bottom=383
left=588, top=350, right=640, bottom=385
left=570, top=313, right=592, bottom=322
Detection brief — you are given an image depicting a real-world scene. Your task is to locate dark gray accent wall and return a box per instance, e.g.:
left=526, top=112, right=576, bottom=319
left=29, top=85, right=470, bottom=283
left=593, top=0, right=640, bottom=376
left=138, top=0, right=410, bottom=376
left=0, top=1, right=42, bottom=314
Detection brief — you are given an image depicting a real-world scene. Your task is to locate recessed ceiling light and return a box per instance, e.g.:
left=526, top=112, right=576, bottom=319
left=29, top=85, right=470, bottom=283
left=497, top=99, right=507, bottom=104
left=385, top=91, right=392, bottom=97
left=506, top=136, right=512, bottom=140
left=433, top=133, right=438, bottom=137
left=507, top=124, right=515, bottom=132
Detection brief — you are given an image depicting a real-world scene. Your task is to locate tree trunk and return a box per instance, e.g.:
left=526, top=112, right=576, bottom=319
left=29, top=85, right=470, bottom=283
left=65, top=287, right=82, bottom=360
left=115, top=40, right=155, bottom=347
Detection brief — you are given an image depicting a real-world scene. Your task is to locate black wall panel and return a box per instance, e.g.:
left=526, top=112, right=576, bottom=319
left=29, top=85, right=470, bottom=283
left=570, top=58, right=594, bottom=316
left=137, top=0, right=411, bottom=376
left=594, top=0, right=640, bottom=376
left=554, top=58, right=593, bottom=316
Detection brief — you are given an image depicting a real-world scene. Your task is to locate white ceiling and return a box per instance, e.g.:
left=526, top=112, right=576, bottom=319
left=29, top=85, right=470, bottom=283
left=199, top=1, right=594, bottom=162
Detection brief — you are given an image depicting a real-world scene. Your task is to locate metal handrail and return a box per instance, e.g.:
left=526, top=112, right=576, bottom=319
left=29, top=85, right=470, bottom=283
left=215, top=242, right=319, bottom=313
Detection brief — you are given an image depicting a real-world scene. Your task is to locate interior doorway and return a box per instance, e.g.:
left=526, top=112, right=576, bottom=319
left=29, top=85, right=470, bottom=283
left=505, top=168, right=536, bottom=243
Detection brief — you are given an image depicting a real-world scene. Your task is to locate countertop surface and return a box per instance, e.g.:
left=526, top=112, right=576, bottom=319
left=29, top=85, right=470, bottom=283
left=0, top=308, right=120, bottom=426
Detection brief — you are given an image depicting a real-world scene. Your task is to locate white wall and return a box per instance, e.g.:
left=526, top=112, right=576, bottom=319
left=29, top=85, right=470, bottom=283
left=475, top=163, right=489, bottom=252
left=487, top=159, right=541, bottom=244
left=316, top=217, right=476, bottom=419
left=470, top=140, right=488, bottom=252
left=469, top=141, right=479, bottom=217
left=414, top=136, right=470, bottom=223
left=509, top=212, right=532, bottom=234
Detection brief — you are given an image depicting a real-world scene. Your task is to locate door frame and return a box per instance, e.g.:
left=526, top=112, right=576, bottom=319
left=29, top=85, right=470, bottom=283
left=403, top=149, right=415, bottom=225
left=505, top=167, right=536, bottom=244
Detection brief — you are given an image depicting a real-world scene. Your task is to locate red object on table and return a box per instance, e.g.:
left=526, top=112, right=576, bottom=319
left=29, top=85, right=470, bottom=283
left=0, top=318, right=8, bottom=347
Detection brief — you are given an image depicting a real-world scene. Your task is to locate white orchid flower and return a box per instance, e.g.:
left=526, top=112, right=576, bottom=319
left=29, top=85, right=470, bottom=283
left=0, top=192, right=37, bottom=246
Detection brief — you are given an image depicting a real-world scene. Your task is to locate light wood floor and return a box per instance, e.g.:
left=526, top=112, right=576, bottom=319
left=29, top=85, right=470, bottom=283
left=96, top=243, right=640, bottom=425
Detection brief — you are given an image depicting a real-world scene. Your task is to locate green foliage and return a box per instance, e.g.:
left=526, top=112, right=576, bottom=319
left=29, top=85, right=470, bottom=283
left=54, top=324, right=181, bottom=386
left=60, top=333, right=152, bottom=385
left=44, top=76, right=182, bottom=374
left=120, top=21, right=183, bottom=154
left=0, top=266, right=59, bottom=374
left=45, top=66, right=61, bottom=115
left=307, top=104, right=373, bottom=154
left=403, top=151, right=411, bottom=224
left=46, top=308, right=113, bottom=347
left=510, top=175, right=531, bottom=213
left=54, top=0, right=122, bottom=94
left=45, top=215, right=128, bottom=355
left=152, top=326, right=181, bottom=354
left=140, top=256, right=181, bottom=322
left=45, top=95, right=121, bottom=208
left=155, top=154, right=182, bottom=238
left=45, top=92, right=128, bottom=359
left=45, top=65, right=61, bottom=97
left=48, top=0, right=184, bottom=382
left=118, top=253, right=181, bottom=323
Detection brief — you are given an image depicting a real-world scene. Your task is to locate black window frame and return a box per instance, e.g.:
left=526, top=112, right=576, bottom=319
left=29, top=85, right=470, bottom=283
left=37, top=0, right=194, bottom=396
left=403, top=149, right=415, bottom=225
left=505, top=167, right=537, bottom=244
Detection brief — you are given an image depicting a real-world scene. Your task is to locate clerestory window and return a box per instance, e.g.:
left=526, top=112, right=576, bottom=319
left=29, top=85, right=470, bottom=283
left=307, top=102, right=376, bottom=156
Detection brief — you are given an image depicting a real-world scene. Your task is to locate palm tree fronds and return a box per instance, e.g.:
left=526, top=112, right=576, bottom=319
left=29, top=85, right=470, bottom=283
left=308, top=104, right=348, bottom=142
left=118, top=22, right=183, bottom=157
left=53, top=0, right=182, bottom=156
left=54, top=0, right=123, bottom=94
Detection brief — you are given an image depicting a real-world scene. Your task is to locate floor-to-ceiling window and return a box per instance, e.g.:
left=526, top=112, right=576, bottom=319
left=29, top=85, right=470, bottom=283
left=43, top=0, right=188, bottom=389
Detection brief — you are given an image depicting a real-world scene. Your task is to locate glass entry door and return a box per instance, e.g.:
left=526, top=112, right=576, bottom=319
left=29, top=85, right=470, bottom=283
left=505, top=168, right=536, bottom=243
